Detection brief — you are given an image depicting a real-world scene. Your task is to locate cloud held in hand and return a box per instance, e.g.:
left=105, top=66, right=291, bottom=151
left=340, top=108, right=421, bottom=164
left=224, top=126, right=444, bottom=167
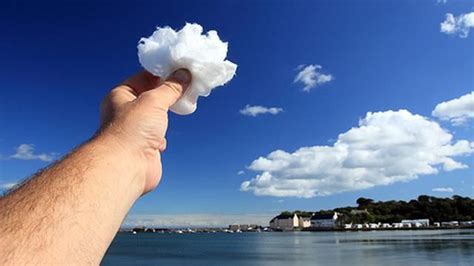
left=138, top=23, right=237, bottom=115
left=241, top=110, right=473, bottom=198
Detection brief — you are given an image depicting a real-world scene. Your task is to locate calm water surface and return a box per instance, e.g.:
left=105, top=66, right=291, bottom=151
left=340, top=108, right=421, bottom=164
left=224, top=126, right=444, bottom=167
left=102, top=229, right=474, bottom=265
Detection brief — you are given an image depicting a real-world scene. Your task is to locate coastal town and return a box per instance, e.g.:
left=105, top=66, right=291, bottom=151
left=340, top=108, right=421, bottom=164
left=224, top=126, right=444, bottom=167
left=125, top=195, right=474, bottom=234
left=265, top=211, right=474, bottom=231
left=126, top=211, right=474, bottom=234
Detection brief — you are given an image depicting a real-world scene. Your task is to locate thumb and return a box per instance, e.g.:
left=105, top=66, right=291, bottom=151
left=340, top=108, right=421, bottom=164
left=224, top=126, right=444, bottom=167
left=141, top=69, right=192, bottom=110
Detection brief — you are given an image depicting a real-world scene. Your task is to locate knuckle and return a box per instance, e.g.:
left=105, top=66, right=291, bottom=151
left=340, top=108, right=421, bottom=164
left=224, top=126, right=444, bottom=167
left=162, top=81, right=183, bottom=97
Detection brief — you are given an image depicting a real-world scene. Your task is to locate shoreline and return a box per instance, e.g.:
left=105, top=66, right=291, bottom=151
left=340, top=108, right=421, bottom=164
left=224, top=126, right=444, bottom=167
left=302, top=225, right=474, bottom=232
left=119, top=226, right=474, bottom=234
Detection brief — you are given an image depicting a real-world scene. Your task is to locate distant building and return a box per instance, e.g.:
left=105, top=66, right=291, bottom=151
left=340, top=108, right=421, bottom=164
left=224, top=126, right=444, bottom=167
left=441, top=221, right=459, bottom=227
left=392, top=223, right=403, bottom=228
left=381, top=223, right=391, bottom=228
left=401, top=219, right=430, bottom=227
left=298, top=214, right=312, bottom=228
left=229, top=224, right=240, bottom=231
left=310, top=212, right=339, bottom=228
left=269, top=213, right=299, bottom=230
left=229, top=224, right=260, bottom=231
left=368, top=223, right=379, bottom=229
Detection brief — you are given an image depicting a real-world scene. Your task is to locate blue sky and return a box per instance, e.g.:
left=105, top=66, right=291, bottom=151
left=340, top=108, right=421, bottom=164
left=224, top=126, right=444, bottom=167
left=1, top=0, right=473, bottom=226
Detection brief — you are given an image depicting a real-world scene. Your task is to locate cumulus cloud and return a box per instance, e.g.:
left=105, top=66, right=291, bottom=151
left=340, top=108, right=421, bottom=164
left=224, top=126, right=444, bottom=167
left=294, top=64, right=333, bottom=91
left=11, top=144, right=55, bottom=162
left=432, top=91, right=474, bottom=125
left=240, top=105, right=283, bottom=117
left=432, top=187, right=454, bottom=193
left=440, top=12, right=474, bottom=38
left=122, top=213, right=273, bottom=228
left=241, top=110, right=474, bottom=198
left=138, top=23, right=237, bottom=115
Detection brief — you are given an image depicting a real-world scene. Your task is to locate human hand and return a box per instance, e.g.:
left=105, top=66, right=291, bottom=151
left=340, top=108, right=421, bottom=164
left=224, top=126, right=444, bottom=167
left=99, top=69, right=191, bottom=195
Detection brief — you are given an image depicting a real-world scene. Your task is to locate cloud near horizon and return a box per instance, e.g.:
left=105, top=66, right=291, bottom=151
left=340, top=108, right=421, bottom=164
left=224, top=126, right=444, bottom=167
left=294, top=64, right=333, bottom=91
left=122, top=213, right=274, bottom=228
left=241, top=110, right=474, bottom=198
left=440, top=12, right=474, bottom=38
left=11, top=144, right=55, bottom=162
left=432, top=187, right=454, bottom=193
left=240, top=105, right=283, bottom=117
left=432, top=91, right=474, bottom=126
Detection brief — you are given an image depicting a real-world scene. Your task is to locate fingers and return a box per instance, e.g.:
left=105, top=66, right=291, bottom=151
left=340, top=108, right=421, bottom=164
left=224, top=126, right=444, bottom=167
left=122, top=71, right=162, bottom=96
left=141, top=69, right=192, bottom=110
left=158, top=138, right=167, bottom=152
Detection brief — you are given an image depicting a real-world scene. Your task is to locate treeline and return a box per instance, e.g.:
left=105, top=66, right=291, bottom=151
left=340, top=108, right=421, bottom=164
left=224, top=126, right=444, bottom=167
left=283, top=195, right=474, bottom=224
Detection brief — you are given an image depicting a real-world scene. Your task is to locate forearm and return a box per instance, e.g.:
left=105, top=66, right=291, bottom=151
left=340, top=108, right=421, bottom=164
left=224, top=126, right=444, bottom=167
left=0, top=132, right=144, bottom=264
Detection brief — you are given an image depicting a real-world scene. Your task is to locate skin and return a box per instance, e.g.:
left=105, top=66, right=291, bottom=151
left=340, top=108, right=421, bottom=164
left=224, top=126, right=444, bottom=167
left=0, top=69, right=192, bottom=265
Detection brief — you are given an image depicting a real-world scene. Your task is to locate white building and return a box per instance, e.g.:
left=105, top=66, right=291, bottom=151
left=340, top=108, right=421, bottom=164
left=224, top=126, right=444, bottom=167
left=401, top=219, right=430, bottom=227
left=298, top=216, right=312, bottom=228
left=441, top=221, right=459, bottom=227
left=382, top=223, right=391, bottom=228
left=392, top=223, right=403, bottom=228
left=369, top=223, right=379, bottom=229
left=310, top=212, right=339, bottom=228
left=269, top=213, right=299, bottom=230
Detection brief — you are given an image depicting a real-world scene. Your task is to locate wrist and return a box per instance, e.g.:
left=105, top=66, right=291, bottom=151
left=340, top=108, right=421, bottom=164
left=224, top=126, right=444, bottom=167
left=90, top=130, right=148, bottom=198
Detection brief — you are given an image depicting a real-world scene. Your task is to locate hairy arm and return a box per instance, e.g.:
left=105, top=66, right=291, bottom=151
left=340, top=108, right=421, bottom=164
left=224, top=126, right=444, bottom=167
left=0, top=70, right=191, bottom=264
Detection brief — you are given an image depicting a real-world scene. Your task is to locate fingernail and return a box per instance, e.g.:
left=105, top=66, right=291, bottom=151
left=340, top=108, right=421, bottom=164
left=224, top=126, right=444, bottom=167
left=170, top=69, right=192, bottom=87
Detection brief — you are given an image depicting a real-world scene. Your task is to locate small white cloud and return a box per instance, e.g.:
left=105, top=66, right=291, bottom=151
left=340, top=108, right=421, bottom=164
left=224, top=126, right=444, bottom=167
left=0, top=182, right=18, bottom=190
left=241, top=110, right=474, bottom=198
left=294, top=64, right=333, bottom=92
left=240, top=105, right=283, bottom=117
left=11, top=144, right=55, bottom=162
left=440, top=12, right=474, bottom=38
left=432, top=187, right=454, bottom=193
left=437, top=0, right=447, bottom=4
left=237, top=170, right=245, bottom=175
left=432, top=91, right=474, bottom=125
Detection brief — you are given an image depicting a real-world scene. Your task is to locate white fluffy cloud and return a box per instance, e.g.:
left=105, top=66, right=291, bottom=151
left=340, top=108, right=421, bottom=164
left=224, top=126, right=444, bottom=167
left=240, top=105, right=283, bottom=117
left=294, top=64, right=333, bottom=91
left=11, top=144, right=55, bottom=162
left=138, top=23, right=237, bottom=115
left=432, top=91, right=474, bottom=125
left=432, top=187, right=454, bottom=193
left=122, top=213, right=273, bottom=228
left=241, top=110, right=474, bottom=198
left=440, top=12, right=474, bottom=38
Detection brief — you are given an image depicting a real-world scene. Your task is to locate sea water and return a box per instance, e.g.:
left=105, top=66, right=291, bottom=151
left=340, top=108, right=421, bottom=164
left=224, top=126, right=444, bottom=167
left=102, top=229, right=474, bottom=265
